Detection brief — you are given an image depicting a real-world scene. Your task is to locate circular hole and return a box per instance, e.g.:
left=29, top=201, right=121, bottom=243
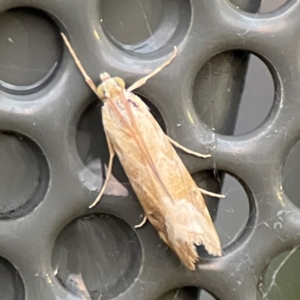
left=100, top=0, right=191, bottom=54
left=76, top=99, right=129, bottom=195
left=260, top=249, right=300, bottom=300
left=52, top=213, right=142, bottom=300
left=282, top=140, right=300, bottom=207
left=158, top=287, right=200, bottom=300
left=0, top=257, right=25, bottom=300
left=76, top=96, right=166, bottom=194
left=0, top=8, right=62, bottom=94
left=193, top=52, right=274, bottom=136
left=193, top=171, right=250, bottom=249
left=199, top=290, right=217, bottom=300
left=158, top=288, right=218, bottom=300
left=228, top=0, right=261, bottom=13
left=214, top=174, right=250, bottom=248
left=259, top=0, right=288, bottom=13
left=192, top=170, right=224, bottom=222
left=0, top=132, right=49, bottom=219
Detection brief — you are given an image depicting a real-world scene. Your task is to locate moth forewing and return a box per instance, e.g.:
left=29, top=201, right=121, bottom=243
left=61, top=33, right=222, bottom=270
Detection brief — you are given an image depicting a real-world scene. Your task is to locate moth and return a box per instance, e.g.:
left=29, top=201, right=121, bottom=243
left=61, top=33, right=222, bottom=270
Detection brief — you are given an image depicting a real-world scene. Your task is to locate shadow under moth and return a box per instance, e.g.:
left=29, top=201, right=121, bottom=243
left=61, top=33, right=222, bottom=270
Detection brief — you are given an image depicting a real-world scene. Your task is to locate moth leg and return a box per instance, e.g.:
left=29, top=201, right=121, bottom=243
left=61, top=33, right=98, bottom=95
left=199, top=188, right=225, bottom=198
left=135, top=215, right=148, bottom=228
left=127, top=46, right=177, bottom=92
left=89, top=134, right=115, bottom=208
left=167, top=136, right=211, bottom=158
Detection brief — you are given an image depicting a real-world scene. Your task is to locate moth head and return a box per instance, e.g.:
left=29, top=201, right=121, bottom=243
left=97, top=72, right=126, bottom=100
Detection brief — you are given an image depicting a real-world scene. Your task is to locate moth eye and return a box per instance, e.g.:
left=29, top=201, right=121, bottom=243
left=113, top=77, right=126, bottom=89
left=97, top=84, right=105, bottom=99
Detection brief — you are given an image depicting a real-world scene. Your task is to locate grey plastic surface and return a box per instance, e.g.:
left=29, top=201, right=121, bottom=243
left=0, top=0, right=299, bottom=299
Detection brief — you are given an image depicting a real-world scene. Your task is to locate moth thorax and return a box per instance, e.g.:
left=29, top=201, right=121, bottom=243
left=97, top=74, right=126, bottom=100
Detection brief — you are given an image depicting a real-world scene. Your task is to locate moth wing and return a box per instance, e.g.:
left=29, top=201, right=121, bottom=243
left=102, top=91, right=221, bottom=270
left=156, top=142, right=221, bottom=269
left=129, top=94, right=222, bottom=267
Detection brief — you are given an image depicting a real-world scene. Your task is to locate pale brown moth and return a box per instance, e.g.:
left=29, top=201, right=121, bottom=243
left=61, top=33, right=222, bottom=270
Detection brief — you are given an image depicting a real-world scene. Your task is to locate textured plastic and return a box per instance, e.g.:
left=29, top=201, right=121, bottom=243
left=0, top=0, right=298, bottom=300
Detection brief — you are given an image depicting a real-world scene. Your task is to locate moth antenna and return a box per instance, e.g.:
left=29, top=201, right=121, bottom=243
left=61, top=33, right=98, bottom=95
left=127, top=46, right=177, bottom=92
